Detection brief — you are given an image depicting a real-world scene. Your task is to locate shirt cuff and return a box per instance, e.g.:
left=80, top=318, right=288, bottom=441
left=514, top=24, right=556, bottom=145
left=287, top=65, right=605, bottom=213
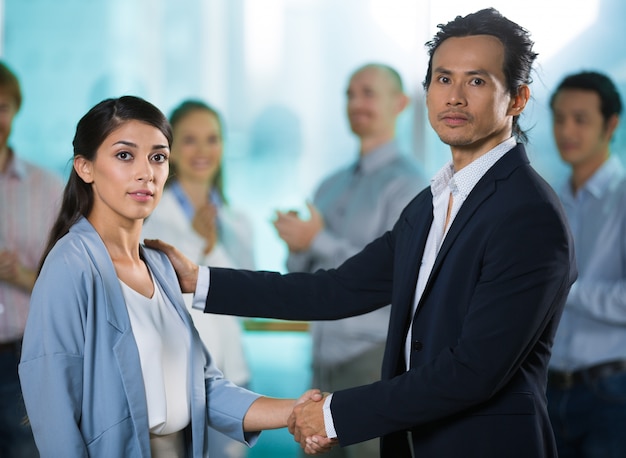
left=310, top=229, right=332, bottom=257
left=322, top=394, right=337, bottom=439
left=192, top=266, right=210, bottom=311
left=566, top=280, right=580, bottom=308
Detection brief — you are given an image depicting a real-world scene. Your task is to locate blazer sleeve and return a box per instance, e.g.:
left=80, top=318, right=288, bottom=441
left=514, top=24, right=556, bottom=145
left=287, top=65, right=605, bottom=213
left=19, top=244, right=90, bottom=457
left=203, top=359, right=261, bottom=444
left=205, top=227, right=398, bottom=320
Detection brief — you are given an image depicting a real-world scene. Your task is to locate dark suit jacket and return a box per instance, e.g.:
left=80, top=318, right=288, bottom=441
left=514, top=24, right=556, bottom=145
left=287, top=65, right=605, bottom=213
left=206, top=144, right=577, bottom=457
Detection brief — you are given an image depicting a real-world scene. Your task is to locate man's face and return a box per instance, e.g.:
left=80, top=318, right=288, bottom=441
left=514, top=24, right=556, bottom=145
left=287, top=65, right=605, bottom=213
left=552, top=88, right=612, bottom=169
left=346, top=68, right=401, bottom=140
left=0, top=91, right=18, bottom=149
left=426, top=35, right=519, bottom=158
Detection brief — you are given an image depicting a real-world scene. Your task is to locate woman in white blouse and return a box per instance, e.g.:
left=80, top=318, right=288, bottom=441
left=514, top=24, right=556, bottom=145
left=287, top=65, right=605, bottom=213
left=142, top=99, right=255, bottom=458
left=18, top=96, right=324, bottom=458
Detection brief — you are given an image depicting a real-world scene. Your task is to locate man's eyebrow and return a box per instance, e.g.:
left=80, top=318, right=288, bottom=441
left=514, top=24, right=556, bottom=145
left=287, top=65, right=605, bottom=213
left=433, top=67, right=491, bottom=77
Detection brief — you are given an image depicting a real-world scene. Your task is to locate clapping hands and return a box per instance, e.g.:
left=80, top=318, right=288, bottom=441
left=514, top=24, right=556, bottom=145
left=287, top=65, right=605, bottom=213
left=273, top=202, right=324, bottom=252
left=191, top=203, right=218, bottom=255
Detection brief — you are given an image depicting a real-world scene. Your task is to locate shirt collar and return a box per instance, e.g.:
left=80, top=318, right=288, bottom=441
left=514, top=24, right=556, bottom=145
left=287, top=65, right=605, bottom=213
left=1, top=149, right=27, bottom=179
left=568, top=155, right=625, bottom=200
left=170, top=181, right=222, bottom=221
left=431, top=136, right=517, bottom=199
left=357, top=140, right=399, bottom=175
left=430, top=162, right=455, bottom=198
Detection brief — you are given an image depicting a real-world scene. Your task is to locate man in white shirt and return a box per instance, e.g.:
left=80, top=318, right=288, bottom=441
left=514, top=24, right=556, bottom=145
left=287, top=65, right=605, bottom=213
left=547, top=71, right=626, bottom=457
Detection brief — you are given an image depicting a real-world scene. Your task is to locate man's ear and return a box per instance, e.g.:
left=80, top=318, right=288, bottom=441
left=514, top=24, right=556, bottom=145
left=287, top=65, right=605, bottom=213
left=605, top=114, right=620, bottom=141
left=508, top=84, right=531, bottom=115
left=396, top=93, right=410, bottom=114
left=74, top=156, right=93, bottom=184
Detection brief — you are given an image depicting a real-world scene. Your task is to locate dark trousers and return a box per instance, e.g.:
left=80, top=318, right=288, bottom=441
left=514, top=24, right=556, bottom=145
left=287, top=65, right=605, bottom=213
left=0, top=341, right=38, bottom=457
left=547, top=367, right=626, bottom=458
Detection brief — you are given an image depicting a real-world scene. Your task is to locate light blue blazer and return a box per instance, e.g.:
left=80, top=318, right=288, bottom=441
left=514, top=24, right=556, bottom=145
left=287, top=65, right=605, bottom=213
left=19, top=217, right=260, bottom=457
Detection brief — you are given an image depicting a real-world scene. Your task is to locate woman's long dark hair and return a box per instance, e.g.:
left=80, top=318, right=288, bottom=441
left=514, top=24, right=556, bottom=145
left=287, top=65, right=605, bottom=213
left=38, top=95, right=172, bottom=274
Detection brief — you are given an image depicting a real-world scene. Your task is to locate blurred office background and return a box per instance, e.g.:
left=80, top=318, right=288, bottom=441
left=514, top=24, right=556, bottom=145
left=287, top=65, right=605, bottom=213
left=2, top=0, right=624, bottom=456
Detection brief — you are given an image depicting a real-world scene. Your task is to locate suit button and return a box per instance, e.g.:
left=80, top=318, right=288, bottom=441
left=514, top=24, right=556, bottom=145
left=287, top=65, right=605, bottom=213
left=412, top=341, right=423, bottom=351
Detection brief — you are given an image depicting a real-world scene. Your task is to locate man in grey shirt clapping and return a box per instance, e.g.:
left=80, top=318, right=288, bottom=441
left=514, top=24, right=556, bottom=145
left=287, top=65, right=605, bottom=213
left=273, top=63, right=426, bottom=458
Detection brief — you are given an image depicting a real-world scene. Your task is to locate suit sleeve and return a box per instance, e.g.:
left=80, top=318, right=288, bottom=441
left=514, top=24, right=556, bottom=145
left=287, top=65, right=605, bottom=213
left=205, top=228, right=398, bottom=321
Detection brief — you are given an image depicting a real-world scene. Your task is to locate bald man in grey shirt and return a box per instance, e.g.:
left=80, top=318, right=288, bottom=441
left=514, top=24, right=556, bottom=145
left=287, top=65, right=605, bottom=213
left=273, top=63, right=426, bottom=458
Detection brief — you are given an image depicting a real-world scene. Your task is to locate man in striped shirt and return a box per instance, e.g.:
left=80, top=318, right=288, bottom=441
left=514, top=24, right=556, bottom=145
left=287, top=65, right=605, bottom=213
left=0, top=60, right=63, bottom=457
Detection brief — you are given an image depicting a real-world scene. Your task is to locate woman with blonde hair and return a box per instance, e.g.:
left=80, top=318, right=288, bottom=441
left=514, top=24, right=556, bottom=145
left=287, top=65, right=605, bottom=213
left=143, top=99, right=255, bottom=458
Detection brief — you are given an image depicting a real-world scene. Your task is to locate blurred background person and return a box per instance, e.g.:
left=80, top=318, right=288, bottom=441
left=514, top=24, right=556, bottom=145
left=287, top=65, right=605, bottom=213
left=142, top=99, right=253, bottom=458
left=273, top=63, right=426, bottom=458
left=547, top=71, right=626, bottom=457
left=0, top=60, right=63, bottom=458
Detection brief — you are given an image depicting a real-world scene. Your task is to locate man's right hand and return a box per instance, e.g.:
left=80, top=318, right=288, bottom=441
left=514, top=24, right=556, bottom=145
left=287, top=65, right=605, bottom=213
left=143, top=239, right=199, bottom=293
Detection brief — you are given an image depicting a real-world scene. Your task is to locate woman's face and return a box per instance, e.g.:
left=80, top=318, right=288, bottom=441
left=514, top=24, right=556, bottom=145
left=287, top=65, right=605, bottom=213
left=170, top=110, right=223, bottom=184
left=75, top=119, right=170, bottom=225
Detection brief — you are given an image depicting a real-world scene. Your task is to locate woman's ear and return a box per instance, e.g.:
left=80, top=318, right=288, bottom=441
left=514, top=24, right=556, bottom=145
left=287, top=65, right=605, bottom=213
left=74, top=156, right=94, bottom=184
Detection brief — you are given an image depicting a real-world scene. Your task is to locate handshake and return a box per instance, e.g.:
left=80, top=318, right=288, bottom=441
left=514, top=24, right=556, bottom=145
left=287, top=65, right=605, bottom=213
left=289, top=389, right=339, bottom=455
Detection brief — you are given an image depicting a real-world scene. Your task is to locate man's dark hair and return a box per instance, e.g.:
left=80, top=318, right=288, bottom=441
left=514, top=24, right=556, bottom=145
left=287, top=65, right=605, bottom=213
left=423, top=8, right=538, bottom=142
left=0, top=61, right=22, bottom=110
left=550, top=71, right=622, bottom=124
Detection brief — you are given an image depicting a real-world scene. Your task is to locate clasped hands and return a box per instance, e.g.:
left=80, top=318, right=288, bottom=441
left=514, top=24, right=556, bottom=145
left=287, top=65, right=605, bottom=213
left=294, top=390, right=338, bottom=455
left=0, top=249, right=36, bottom=291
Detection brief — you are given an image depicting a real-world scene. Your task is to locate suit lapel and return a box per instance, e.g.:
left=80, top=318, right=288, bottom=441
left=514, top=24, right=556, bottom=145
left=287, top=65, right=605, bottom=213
left=72, top=218, right=152, bottom=457
left=430, top=178, right=496, bottom=278
left=385, top=190, right=434, bottom=374
left=397, top=196, right=433, bottom=321
left=73, top=218, right=131, bottom=332
left=415, top=145, right=528, bottom=316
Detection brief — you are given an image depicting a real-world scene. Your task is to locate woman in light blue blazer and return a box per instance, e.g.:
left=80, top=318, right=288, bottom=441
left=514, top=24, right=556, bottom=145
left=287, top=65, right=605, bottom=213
left=18, top=96, right=323, bottom=458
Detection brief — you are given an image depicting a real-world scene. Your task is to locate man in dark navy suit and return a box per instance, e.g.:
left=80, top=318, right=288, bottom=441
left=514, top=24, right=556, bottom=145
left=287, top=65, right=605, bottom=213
left=148, top=8, right=577, bottom=458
